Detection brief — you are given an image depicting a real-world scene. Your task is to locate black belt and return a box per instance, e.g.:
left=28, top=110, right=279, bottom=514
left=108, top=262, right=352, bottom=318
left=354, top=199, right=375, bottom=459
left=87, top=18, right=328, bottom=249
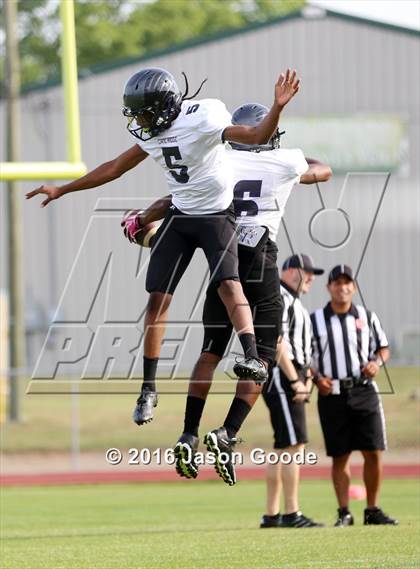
left=339, top=377, right=369, bottom=390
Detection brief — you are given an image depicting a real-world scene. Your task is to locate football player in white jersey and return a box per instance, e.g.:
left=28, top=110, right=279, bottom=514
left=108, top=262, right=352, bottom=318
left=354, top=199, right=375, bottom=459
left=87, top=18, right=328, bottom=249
left=172, top=103, right=332, bottom=485
left=27, top=67, right=300, bottom=426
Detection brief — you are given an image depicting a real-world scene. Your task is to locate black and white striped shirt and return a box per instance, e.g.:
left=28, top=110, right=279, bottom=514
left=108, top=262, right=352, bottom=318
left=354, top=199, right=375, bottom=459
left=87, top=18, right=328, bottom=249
left=280, top=281, right=312, bottom=368
left=310, top=303, right=388, bottom=379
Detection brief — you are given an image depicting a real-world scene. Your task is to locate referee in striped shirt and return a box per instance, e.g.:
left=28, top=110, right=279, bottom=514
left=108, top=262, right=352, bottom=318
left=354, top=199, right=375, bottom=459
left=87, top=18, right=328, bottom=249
left=260, top=254, right=324, bottom=529
left=311, top=264, right=398, bottom=526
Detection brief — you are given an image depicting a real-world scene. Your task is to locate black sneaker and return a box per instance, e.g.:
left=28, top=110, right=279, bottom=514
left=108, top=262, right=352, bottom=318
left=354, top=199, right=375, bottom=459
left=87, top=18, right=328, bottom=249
left=280, top=512, right=325, bottom=528
left=334, top=509, right=354, bottom=527
left=260, top=513, right=282, bottom=528
left=233, top=357, right=268, bottom=385
left=132, top=390, right=158, bottom=425
left=364, top=507, right=398, bottom=525
left=204, top=427, right=238, bottom=486
left=174, top=432, right=199, bottom=479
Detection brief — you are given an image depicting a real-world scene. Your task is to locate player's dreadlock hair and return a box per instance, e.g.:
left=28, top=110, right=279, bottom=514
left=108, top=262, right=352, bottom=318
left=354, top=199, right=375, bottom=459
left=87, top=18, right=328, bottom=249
left=180, top=72, right=208, bottom=101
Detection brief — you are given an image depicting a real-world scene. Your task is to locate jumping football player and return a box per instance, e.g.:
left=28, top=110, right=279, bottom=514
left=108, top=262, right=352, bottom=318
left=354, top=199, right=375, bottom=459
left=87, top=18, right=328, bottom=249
left=175, top=105, right=332, bottom=485
left=133, top=103, right=332, bottom=484
left=26, top=67, right=300, bottom=426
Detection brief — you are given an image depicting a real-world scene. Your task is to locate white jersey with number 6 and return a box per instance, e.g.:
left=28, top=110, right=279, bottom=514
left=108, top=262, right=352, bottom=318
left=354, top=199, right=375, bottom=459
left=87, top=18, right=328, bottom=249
left=228, top=148, right=309, bottom=240
left=136, top=98, right=233, bottom=215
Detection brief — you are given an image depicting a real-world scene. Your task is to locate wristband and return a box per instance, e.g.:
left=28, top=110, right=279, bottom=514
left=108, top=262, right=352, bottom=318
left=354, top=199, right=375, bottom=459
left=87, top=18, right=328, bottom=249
left=289, top=379, right=299, bottom=384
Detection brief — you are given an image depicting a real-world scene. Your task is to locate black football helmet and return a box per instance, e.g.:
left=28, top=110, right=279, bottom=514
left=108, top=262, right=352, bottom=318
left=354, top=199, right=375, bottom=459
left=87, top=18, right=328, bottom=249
left=230, top=103, right=284, bottom=152
left=123, top=68, right=182, bottom=140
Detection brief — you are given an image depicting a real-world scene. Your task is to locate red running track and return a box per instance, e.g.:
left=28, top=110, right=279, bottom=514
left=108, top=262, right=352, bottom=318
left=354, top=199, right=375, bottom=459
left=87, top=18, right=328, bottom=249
left=1, top=464, right=418, bottom=487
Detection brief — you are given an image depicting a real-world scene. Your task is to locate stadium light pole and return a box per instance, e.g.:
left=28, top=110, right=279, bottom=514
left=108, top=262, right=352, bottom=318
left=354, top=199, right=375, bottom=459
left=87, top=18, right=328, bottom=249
left=4, top=0, right=25, bottom=421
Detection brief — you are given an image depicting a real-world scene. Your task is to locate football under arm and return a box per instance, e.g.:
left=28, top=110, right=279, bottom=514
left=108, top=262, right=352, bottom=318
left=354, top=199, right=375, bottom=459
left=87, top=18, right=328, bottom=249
left=140, top=194, right=172, bottom=225
left=299, top=158, right=332, bottom=185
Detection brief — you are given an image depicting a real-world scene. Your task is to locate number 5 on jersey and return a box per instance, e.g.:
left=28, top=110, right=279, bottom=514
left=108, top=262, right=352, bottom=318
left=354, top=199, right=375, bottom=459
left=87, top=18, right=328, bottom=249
left=162, top=146, right=189, bottom=184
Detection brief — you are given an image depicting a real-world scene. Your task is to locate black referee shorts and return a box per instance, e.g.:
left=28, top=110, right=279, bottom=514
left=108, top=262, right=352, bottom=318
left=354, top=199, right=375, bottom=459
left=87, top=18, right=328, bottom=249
left=263, top=366, right=308, bottom=449
left=146, top=204, right=239, bottom=294
left=317, top=382, right=386, bottom=457
left=201, top=237, right=282, bottom=366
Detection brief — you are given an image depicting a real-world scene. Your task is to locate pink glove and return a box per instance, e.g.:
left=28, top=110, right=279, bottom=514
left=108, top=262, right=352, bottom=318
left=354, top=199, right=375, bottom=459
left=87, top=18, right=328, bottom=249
left=121, top=210, right=143, bottom=243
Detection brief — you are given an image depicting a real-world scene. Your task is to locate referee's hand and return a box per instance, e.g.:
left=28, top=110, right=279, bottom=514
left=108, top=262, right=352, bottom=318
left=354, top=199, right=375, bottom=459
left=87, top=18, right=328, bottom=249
left=291, top=380, right=309, bottom=403
left=316, top=377, right=333, bottom=396
left=361, top=361, right=380, bottom=378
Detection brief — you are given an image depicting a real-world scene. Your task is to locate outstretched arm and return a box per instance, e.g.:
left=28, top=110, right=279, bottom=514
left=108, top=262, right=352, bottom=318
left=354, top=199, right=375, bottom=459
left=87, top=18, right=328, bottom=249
left=299, top=158, right=332, bottom=184
left=223, top=69, right=300, bottom=146
left=26, top=144, right=148, bottom=207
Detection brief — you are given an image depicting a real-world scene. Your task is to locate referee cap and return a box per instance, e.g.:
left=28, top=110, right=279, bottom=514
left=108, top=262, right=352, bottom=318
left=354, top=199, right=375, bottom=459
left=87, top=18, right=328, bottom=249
left=282, top=254, right=324, bottom=275
left=328, top=264, right=354, bottom=283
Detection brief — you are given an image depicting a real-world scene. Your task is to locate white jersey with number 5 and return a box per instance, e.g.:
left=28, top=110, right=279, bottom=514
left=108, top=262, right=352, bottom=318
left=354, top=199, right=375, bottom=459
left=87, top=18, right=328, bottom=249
left=136, top=98, right=233, bottom=215
left=228, top=148, right=309, bottom=240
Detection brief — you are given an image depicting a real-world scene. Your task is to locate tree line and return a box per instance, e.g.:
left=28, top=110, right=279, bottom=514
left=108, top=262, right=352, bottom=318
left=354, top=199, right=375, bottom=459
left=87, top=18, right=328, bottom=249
left=1, top=0, right=304, bottom=89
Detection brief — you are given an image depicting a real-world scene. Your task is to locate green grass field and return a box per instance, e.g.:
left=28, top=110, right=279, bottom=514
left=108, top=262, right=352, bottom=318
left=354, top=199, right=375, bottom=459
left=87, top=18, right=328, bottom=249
left=1, top=479, right=419, bottom=569
left=3, top=367, right=420, bottom=453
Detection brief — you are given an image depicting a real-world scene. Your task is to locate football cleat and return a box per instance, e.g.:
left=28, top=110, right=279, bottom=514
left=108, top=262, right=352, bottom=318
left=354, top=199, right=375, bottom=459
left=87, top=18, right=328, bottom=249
left=174, top=432, right=199, bottom=479
left=204, top=427, right=239, bottom=486
left=334, top=509, right=354, bottom=527
left=260, top=513, right=282, bottom=528
left=132, top=389, right=158, bottom=425
left=279, top=512, right=325, bottom=528
left=233, top=357, right=268, bottom=385
left=364, top=507, right=398, bottom=525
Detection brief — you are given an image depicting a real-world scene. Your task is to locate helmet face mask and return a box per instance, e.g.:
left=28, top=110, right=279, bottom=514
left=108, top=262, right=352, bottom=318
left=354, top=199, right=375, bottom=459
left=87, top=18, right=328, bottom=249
left=123, top=107, right=157, bottom=140
left=230, top=103, right=284, bottom=152
left=122, top=68, right=182, bottom=141
left=122, top=107, right=154, bottom=127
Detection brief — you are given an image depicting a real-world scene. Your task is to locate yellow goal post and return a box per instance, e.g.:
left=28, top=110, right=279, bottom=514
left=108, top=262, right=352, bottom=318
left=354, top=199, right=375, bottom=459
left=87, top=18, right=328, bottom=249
left=0, top=0, right=87, bottom=181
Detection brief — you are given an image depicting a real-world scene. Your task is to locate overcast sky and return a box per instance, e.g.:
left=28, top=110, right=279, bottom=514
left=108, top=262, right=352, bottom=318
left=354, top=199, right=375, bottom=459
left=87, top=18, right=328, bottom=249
left=309, top=0, right=420, bottom=30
